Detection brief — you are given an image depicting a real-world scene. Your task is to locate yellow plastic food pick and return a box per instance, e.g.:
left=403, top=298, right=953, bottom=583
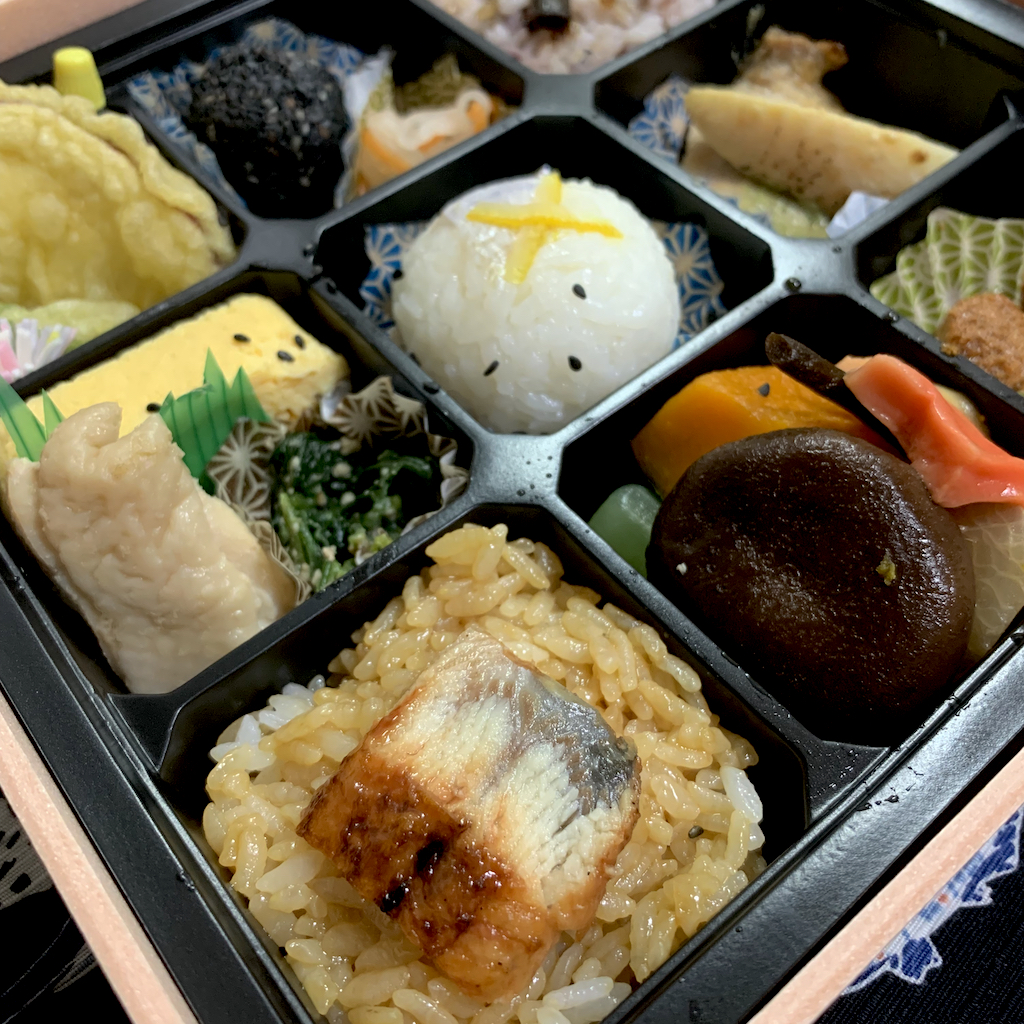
left=52, top=47, right=106, bottom=111
left=467, top=171, right=623, bottom=284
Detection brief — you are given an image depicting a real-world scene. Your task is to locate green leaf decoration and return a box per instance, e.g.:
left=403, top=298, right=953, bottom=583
left=159, top=351, right=272, bottom=479
left=0, top=376, right=47, bottom=461
left=41, top=391, right=64, bottom=437
left=202, top=350, right=234, bottom=442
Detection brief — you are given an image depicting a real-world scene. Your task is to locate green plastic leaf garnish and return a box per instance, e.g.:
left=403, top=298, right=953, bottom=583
left=159, top=351, right=272, bottom=478
left=41, top=391, right=64, bottom=437
left=0, top=376, right=49, bottom=461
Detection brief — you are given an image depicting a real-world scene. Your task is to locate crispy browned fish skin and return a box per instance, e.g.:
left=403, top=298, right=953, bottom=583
left=940, top=292, right=1024, bottom=392
left=298, top=626, right=640, bottom=1001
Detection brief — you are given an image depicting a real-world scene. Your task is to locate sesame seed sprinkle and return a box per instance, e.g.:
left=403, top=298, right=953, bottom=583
left=757, top=382, right=770, bottom=397
left=568, top=356, right=582, bottom=371
left=294, top=334, right=306, bottom=349
left=233, top=333, right=250, bottom=342
left=277, top=350, right=295, bottom=362
left=572, top=284, right=586, bottom=299
left=484, top=360, right=499, bottom=376
left=146, top=402, right=161, bottom=413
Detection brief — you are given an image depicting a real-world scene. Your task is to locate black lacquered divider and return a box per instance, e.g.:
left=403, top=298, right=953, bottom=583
left=0, top=0, right=1023, bottom=1023
left=0, top=526, right=320, bottom=1024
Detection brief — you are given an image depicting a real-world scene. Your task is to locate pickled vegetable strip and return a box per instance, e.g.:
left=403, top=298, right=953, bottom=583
left=843, top=353, right=1024, bottom=507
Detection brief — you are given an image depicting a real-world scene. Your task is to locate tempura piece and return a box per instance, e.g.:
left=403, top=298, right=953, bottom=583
left=298, top=625, right=640, bottom=1001
left=0, top=80, right=235, bottom=312
left=0, top=299, right=140, bottom=346
left=4, top=403, right=295, bottom=693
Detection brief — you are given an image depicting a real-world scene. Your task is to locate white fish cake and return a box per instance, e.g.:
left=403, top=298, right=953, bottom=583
left=298, top=624, right=640, bottom=1000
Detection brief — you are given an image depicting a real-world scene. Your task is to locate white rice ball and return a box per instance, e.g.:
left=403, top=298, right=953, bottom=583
left=391, top=173, right=681, bottom=434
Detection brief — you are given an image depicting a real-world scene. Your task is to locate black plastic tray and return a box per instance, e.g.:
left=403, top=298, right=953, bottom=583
left=3, top=1, right=1024, bottom=1022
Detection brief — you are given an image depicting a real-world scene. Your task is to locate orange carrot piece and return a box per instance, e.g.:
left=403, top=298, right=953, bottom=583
left=466, top=100, right=488, bottom=133
left=360, top=126, right=412, bottom=173
left=843, top=353, right=1024, bottom=507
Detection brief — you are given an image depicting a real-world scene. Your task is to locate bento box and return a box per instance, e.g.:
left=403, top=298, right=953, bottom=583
left=2, top=1, right=1024, bottom=1023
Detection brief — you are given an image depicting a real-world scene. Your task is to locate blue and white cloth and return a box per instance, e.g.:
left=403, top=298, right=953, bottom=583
left=818, top=804, right=1024, bottom=1024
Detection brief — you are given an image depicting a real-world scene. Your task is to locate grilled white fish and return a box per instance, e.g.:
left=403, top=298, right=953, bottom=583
left=298, top=624, right=640, bottom=1000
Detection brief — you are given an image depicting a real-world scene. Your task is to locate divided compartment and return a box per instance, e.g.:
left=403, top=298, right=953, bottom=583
left=101, top=0, right=527, bottom=222
left=593, top=0, right=1024, bottom=225
left=560, top=292, right=1024, bottom=747
left=0, top=267, right=474, bottom=731
left=314, top=113, right=774, bottom=434
left=0, top=2, right=1024, bottom=1023
left=150, top=501, right=813, bottom=1021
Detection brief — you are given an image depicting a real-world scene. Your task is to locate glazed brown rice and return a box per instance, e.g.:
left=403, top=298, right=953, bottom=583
left=203, top=523, right=766, bottom=1023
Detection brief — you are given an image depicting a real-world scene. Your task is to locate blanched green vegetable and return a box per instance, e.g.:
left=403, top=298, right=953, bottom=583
left=270, top=432, right=438, bottom=591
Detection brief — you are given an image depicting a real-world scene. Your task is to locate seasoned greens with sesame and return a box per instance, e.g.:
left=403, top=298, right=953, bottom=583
left=270, top=432, right=439, bottom=590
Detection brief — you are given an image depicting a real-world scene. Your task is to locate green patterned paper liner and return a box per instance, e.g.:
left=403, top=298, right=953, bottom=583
left=871, top=208, right=1024, bottom=336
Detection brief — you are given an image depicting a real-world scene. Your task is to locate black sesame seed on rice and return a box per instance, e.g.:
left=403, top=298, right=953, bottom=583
left=146, top=402, right=161, bottom=413
left=277, top=350, right=295, bottom=362
left=294, top=334, right=306, bottom=349
left=233, top=333, right=250, bottom=342
left=689, top=825, right=704, bottom=838
left=568, top=356, right=582, bottom=371
left=572, top=283, right=586, bottom=299
left=393, top=268, right=404, bottom=281
left=757, top=382, right=770, bottom=397
left=484, top=360, right=499, bottom=376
